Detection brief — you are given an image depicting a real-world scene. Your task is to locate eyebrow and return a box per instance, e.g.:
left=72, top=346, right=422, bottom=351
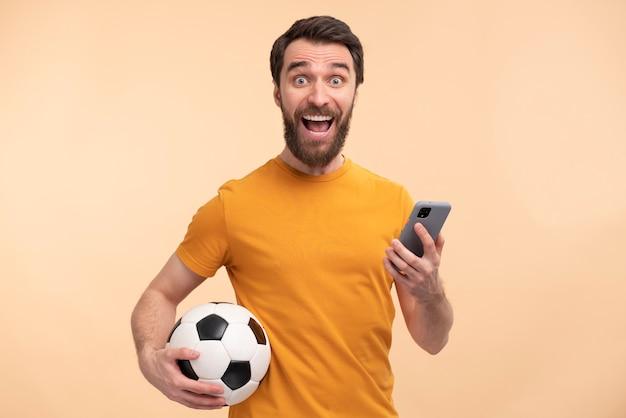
left=286, top=61, right=351, bottom=73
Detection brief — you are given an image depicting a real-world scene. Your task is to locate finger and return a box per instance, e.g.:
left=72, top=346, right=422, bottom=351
left=413, top=223, right=438, bottom=258
left=435, top=233, right=445, bottom=255
left=181, top=379, right=224, bottom=396
left=390, top=239, right=423, bottom=271
left=178, top=399, right=224, bottom=410
left=177, top=390, right=226, bottom=410
left=167, top=347, right=200, bottom=361
left=383, top=257, right=411, bottom=285
left=384, top=247, right=411, bottom=273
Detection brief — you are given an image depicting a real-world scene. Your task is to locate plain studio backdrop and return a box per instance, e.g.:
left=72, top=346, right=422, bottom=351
left=1, top=1, right=625, bottom=417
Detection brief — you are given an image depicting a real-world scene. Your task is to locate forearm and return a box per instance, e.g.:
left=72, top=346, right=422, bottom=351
left=409, top=294, right=454, bottom=355
left=131, top=289, right=177, bottom=359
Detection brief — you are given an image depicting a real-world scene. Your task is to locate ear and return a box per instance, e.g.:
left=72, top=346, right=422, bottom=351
left=273, top=84, right=281, bottom=107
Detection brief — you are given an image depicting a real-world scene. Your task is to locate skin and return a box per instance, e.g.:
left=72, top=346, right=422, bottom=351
left=131, top=254, right=227, bottom=409
left=383, top=223, right=454, bottom=354
left=274, top=38, right=357, bottom=175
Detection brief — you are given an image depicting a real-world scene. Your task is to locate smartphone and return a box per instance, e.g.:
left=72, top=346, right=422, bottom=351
left=399, top=201, right=451, bottom=257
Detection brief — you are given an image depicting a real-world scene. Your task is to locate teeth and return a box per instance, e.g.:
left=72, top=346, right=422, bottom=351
left=303, top=115, right=333, bottom=122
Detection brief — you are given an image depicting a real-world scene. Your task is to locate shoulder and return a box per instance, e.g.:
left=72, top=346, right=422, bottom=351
left=350, top=160, right=409, bottom=196
left=218, top=158, right=278, bottom=196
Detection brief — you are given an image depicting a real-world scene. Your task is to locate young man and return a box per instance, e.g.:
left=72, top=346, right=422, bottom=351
left=131, top=15, right=453, bottom=418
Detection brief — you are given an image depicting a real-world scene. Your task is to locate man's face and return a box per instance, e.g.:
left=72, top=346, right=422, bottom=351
left=274, top=38, right=357, bottom=167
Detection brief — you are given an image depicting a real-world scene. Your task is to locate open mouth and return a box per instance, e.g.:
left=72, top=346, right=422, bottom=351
left=301, top=115, right=334, bottom=134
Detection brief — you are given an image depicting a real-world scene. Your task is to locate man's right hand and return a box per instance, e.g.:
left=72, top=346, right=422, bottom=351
left=139, top=346, right=227, bottom=410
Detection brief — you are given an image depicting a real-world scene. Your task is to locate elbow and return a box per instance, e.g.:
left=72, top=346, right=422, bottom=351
left=417, top=334, right=449, bottom=355
left=424, top=344, right=445, bottom=356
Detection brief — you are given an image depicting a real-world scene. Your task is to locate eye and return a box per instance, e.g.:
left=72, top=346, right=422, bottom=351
left=294, top=76, right=307, bottom=86
left=330, top=77, right=343, bottom=86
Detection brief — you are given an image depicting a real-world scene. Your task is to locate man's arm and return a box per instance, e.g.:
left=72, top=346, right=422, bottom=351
left=393, top=277, right=454, bottom=354
left=130, top=253, right=226, bottom=409
left=383, top=223, right=454, bottom=354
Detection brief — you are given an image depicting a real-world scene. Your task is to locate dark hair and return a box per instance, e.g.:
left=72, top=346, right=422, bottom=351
left=270, top=16, right=364, bottom=87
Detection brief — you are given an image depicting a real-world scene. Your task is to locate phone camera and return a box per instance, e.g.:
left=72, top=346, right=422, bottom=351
left=417, top=207, right=431, bottom=218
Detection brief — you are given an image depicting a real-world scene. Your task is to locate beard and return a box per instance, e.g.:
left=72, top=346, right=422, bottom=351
left=281, top=100, right=354, bottom=168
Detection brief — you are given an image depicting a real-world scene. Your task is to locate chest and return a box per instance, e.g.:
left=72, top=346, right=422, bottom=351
left=227, top=195, right=398, bottom=276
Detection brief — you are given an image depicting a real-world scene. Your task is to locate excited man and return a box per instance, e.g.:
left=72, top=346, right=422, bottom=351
left=131, top=15, right=453, bottom=418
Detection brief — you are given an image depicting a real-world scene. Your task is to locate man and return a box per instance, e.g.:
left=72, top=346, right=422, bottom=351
left=131, top=15, right=453, bottom=418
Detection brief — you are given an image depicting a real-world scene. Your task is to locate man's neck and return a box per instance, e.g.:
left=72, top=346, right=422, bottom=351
left=278, top=147, right=345, bottom=176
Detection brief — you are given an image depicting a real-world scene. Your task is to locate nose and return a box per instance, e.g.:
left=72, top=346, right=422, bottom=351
left=307, top=80, right=330, bottom=108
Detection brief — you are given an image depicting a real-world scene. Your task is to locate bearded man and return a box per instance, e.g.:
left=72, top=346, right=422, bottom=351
left=131, top=15, right=454, bottom=418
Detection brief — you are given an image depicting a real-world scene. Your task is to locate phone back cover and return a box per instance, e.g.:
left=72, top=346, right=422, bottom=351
left=399, top=201, right=451, bottom=257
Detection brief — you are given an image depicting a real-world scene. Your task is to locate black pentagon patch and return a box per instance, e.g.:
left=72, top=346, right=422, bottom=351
left=222, top=361, right=251, bottom=390
left=196, top=314, right=229, bottom=340
left=212, top=301, right=232, bottom=304
left=248, top=318, right=266, bottom=345
left=177, top=359, right=198, bottom=380
left=167, top=318, right=182, bottom=343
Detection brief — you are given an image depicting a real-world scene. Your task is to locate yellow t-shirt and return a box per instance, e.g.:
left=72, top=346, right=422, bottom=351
left=176, top=156, right=414, bottom=418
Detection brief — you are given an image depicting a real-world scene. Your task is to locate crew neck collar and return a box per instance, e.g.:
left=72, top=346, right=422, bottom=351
left=272, top=155, right=352, bottom=182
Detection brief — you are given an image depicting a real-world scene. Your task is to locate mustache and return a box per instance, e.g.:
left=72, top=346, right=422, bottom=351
left=295, top=106, right=339, bottom=119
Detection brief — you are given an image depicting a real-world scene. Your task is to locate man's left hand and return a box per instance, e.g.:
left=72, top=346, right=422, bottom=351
left=383, top=223, right=445, bottom=305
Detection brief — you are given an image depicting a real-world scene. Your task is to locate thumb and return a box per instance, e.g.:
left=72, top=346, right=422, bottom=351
left=435, top=233, right=445, bottom=255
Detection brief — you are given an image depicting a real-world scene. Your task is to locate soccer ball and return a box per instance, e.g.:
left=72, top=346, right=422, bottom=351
left=166, top=302, right=271, bottom=405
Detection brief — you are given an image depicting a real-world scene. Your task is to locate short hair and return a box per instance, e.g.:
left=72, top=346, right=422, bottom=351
left=270, top=16, right=364, bottom=87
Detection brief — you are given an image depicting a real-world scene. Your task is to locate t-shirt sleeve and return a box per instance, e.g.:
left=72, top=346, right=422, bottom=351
left=175, top=194, right=231, bottom=278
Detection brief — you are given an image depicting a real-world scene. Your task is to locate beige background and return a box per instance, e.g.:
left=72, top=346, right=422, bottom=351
left=1, top=1, right=625, bottom=417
